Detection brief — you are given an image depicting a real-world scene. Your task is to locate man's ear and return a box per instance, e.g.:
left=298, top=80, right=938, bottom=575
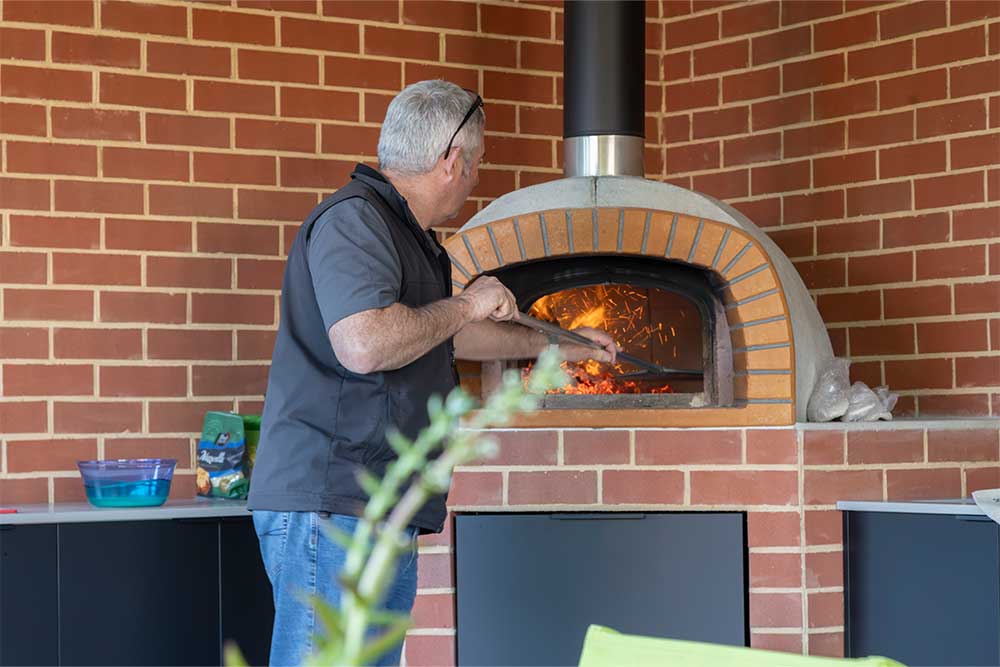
left=441, top=147, right=463, bottom=181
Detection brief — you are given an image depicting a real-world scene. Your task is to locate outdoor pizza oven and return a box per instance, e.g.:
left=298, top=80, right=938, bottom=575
left=444, top=1, right=833, bottom=428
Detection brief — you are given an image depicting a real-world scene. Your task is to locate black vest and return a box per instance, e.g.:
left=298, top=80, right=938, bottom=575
left=248, top=165, right=456, bottom=533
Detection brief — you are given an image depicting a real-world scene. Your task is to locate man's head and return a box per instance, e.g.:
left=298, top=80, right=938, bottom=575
left=378, top=80, right=485, bottom=224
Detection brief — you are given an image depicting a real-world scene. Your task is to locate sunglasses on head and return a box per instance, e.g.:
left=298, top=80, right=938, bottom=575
left=443, top=89, right=484, bottom=159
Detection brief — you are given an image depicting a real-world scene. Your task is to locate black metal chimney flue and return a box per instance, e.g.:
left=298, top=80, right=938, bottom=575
left=563, top=0, right=645, bottom=178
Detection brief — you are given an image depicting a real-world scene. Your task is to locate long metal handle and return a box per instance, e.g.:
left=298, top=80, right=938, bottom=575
left=513, top=311, right=702, bottom=377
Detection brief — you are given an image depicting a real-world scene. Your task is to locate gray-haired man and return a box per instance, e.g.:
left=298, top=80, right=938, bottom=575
left=248, top=80, right=616, bottom=666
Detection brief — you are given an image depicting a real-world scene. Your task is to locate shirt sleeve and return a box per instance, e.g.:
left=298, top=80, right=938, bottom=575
left=307, top=198, right=402, bottom=331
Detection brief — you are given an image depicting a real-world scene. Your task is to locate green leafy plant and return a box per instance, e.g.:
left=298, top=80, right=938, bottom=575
left=227, top=347, right=565, bottom=667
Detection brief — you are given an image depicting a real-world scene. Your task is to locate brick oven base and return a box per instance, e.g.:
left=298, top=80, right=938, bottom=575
left=404, top=419, right=1000, bottom=665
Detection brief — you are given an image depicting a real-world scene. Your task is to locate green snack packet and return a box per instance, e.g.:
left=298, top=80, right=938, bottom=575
left=196, top=411, right=249, bottom=499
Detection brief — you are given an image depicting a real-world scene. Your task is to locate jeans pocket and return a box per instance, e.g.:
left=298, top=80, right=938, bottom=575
left=253, top=510, right=289, bottom=584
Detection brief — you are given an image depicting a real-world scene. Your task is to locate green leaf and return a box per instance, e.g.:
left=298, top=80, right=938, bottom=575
left=356, top=616, right=412, bottom=665
left=357, top=469, right=382, bottom=498
left=223, top=641, right=249, bottom=667
left=386, top=428, right=411, bottom=456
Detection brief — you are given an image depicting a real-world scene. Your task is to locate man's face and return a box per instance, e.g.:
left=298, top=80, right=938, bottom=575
left=445, top=139, right=484, bottom=220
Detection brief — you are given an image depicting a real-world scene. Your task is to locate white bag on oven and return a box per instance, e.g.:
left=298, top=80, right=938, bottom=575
left=806, top=357, right=851, bottom=422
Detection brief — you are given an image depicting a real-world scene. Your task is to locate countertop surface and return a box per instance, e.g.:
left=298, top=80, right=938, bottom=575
left=837, top=498, right=987, bottom=515
left=0, top=497, right=250, bottom=525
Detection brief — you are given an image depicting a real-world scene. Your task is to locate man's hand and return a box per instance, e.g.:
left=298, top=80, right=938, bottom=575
left=458, top=276, right=517, bottom=322
left=558, top=326, right=619, bottom=364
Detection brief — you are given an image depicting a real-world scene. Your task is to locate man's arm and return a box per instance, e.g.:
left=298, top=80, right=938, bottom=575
left=454, top=320, right=619, bottom=364
left=329, top=276, right=517, bottom=374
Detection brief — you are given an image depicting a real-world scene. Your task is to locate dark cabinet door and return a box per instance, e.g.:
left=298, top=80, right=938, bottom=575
left=0, top=524, right=59, bottom=667
left=845, top=512, right=1000, bottom=666
left=58, top=519, right=221, bottom=666
left=456, top=512, right=747, bottom=667
left=220, top=517, right=274, bottom=667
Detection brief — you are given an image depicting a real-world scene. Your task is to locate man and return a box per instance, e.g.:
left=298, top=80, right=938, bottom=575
left=248, top=80, right=617, bottom=667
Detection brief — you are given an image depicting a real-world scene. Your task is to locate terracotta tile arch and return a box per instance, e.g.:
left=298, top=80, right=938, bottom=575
left=444, top=207, right=797, bottom=427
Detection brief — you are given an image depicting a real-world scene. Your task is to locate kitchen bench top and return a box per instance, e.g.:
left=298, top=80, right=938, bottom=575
left=837, top=498, right=986, bottom=516
left=0, top=497, right=250, bottom=525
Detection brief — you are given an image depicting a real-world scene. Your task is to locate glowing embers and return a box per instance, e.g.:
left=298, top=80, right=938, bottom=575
left=525, top=283, right=704, bottom=395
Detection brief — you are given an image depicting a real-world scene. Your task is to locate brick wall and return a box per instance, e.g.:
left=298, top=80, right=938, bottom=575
left=1, top=1, right=998, bottom=498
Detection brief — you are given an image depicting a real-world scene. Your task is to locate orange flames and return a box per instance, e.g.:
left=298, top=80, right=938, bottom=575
left=524, top=284, right=677, bottom=395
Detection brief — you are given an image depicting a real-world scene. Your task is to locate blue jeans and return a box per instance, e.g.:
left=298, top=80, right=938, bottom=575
left=253, top=511, right=418, bottom=667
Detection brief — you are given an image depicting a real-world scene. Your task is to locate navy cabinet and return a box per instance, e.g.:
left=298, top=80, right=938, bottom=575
left=844, top=511, right=1000, bottom=666
left=0, top=516, right=273, bottom=667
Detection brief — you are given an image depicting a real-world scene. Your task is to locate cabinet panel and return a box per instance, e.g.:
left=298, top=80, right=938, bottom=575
left=58, top=520, right=221, bottom=666
left=220, top=517, right=273, bottom=667
left=846, top=512, right=1000, bottom=666
left=0, top=525, right=59, bottom=666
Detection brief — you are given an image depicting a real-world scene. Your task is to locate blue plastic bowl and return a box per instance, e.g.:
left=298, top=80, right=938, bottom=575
left=77, top=458, right=177, bottom=508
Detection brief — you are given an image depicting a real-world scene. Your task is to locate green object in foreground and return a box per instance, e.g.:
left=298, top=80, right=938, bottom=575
left=578, top=625, right=906, bottom=667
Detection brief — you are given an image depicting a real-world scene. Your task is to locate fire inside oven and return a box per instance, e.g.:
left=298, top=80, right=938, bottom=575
left=488, top=255, right=732, bottom=409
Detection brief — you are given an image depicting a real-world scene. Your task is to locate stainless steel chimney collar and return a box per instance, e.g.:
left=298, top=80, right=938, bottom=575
left=564, top=135, right=644, bottom=178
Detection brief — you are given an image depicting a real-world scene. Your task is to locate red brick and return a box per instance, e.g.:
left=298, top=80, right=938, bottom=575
left=405, top=62, right=478, bottom=91
left=920, top=394, right=991, bottom=416
left=747, top=511, right=800, bottom=547
left=322, top=0, right=397, bottom=22
left=691, top=470, right=798, bottom=505
left=953, top=133, right=1000, bottom=170
left=918, top=244, right=986, bottom=280
left=365, top=26, right=438, bottom=60
left=783, top=190, right=843, bottom=225
left=884, top=285, right=951, bottom=319
left=782, top=0, right=842, bottom=24
left=793, top=258, right=846, bottom=289
left=917, top=99, right=987, bottom=138
left=280, top=86, right=357, bottom=122
left=193, top=7, right=274, bottom=45
left=106, top=218, right=192, bottom=253
left=805, top=509, right=842, bottom=545
left=769, top=226, right=814, bottom=258
left=237, top=330, right=276, bottom=360
left=662, top=52, right=689, bottom=81
left=666, top=141, right=720, bottom=173
left=5, top=288, right=94, bottom=321
left=882, top=211, right=948, bottom=249
left=444, top=34, right=517, bottom=69
left=816, top=81, right=878, bottom=120
left=508, top=470, right=597, bottom=505
left=920, top=319, right=989, bottom=353
left=878, top=69, right=949, bottom=113
left=732, top=198, right=781, bottom=226
left=52, top=31, right=139, bottom=68
left=816, top=12, right=877, bottom=51
left=956, top=356, right=1000, bottom=387
left=481, top=3, right=550, bottom=39
left=917, top=26, right=985, bottom=67
left=52, top=107, right=140, bottom=141
left=848, top=250, right=913, bottom=286
left=147, top=256, right=232, bottom=289
left=848, top=323, right=915, bottom=357
left=52, top=253, right=140, bottom=286
left=236, top=258, right=283, bottom=290
left=238, top=49, right=318, bottom=84
left=447, top=470, right=502, bottom=506
left=722, top=67, right=779, bottom=103
left=722, top=133, right=779, bottom=167
left=851, top=360, right=883, bottom=388
left=54, top=401, right=142, bottom=434
left=928, top=428, right=999, bottom=462
left=783, top=122, right=844, bottom=159
left=817, top=289, right=880, bottom=324
left=886, top=357, right=954, bottom=390
left=149, top=184, right=233, bottom=218
left=363, top=92, right=392, bottom=124
left=238, top=190, right=317, bottom=223
left=1, top=64, right=91, bottom=102
left=746, top=429, right=797, bottom=464
left=484, top=70, right=554, bottom=105
left=2, top=0, right=93, bottom=26
left=968, top=466, right=1000, bottom=494
left=808, top=591, right=843, bottom=628
left=9, top=215, right=100, bottom=250
left=518, top=107, right=561, bottom=138
left=484, top=135, right=552, bottom=169
left=664, top=114, right=690, bottom=143
left=0, top=401, right=48, bottom=434
left=0, top=27, right=46, bottom=60
left=750, top=552, right=802, bottom=588
left=0, top=327, right=48, bottom=359
left=399, top=0, right=475, bottom=31
left=3, top=364, right=93, bottom=397
left=664, top=13, right=719, bottom=49
left=693, top=40, right=748, bottom=76
left=846, top=181, right=911, bottom=217
left=280, top=16, right=358, bottom=53
left=411, top=592, right=454, bottom=629
left=194, top=153, right=276, bottom=187
left=879, top=142, right=947, bottom=181
left=100, top=291, right=186, bottom=324
left=880, top=1, right=946, bottom=39
left=7, top=438, right=97, bottom=473
left=848, top=41, right=913, bottom=82
left=6, top=141, right=95, bottom=177
left=105, top=437, right=192, bottom=466
left=0, top=102, right=47, bottom=136
left=805, top=470, right=882, bottom=504
left=847, top=429, right=923, bottom=464
left=751, top=633, right=802, bottom=653
left=783, top=54, right=844, bottom=92
left=99, top=366, right=187, bottom=398
left=750, top=592, right=802, bottom=628
left=916, top=171, right=985, bottom=210
left=101, top=72, right=186, bottom=110
left=887, top=468, right=962, bottom=500
left=603, top=470, right=684, bottom=505
left=693, top=106, right=748, bottom=139
left=752, top=26, right=810, bottom=65
left=751, top=160, right=810, bottom=195
left=635, top=429, right=741, bottom=464
left=192, top=364, right=268, bottom=396
left=103, top=146, right=189, bottom=182
left=279, top=157, right=354, bottom=189
left=148, top=399, right=234, bottom=433
left=956, top=280, right=1000, bottom=314
left=814, top=152, right=876, bottom=188
left=665, top=79, right=719, bottom=112
left=818, top=219, right=880, bottom=254
left=192, top=293, right=274, bottom=325
left=722, top=1, right=779, bottom=37
left=147, top=42, right=231, bottom=77
left=752, top=93, right=810, bottom=130
left=951, top=0, right=1000, bottom=23
left=950, top=60, right=1000, bottom=100
left=803, top=430, right=844, bottom=465
left=53, top=327, right=141, bottom=360
left=195, top=81, right=275, bottom=116
left=993, top=22, right=1000, bottom=56
left=478, top=430, right=557, bottom=466
left=562, top=430, right=630, bottom=465
left=405, top=634, right=455, bottom=667
left=147, top=113, right=230, bottom=149
left=101, top=1, right=186, bottom=37
left=693, top=168, right=749, bottom=199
